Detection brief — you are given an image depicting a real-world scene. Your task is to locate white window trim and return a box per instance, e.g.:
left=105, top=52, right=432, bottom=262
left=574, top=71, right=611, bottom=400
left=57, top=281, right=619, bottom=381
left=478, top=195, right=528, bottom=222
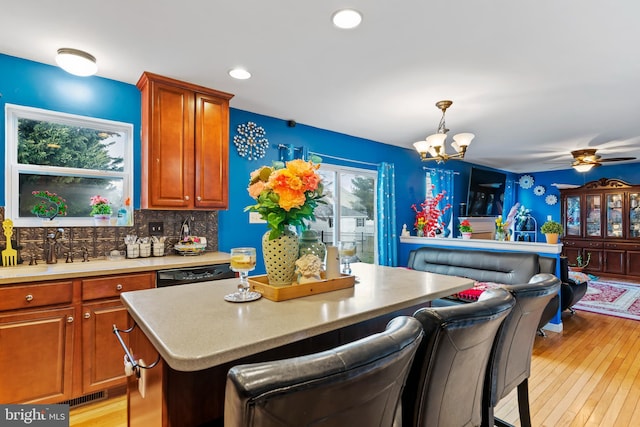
left=319, top=163, right=378, bottom=263
left=5, top=104, right=134, bottom=227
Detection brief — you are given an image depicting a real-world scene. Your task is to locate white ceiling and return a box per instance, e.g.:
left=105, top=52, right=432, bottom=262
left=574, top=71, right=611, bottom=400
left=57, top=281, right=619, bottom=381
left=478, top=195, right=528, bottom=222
left=3, top=1, right=640, bottom=173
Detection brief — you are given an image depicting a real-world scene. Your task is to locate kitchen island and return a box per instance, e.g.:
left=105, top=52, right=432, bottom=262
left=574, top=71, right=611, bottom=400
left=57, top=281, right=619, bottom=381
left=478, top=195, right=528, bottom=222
left=120, top=263, right=473, bottom=426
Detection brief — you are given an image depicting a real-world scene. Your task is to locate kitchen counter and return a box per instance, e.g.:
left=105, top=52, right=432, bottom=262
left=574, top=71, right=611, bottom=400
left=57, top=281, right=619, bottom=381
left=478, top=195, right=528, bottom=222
left=121, top=263, right=473, bottom=372
left=0, top=252, right=230, bottom=285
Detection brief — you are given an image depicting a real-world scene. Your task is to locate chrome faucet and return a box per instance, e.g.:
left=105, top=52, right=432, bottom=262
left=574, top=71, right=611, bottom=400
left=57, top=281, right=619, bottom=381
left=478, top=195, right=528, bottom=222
left=45, top=228, right=64, bottom=264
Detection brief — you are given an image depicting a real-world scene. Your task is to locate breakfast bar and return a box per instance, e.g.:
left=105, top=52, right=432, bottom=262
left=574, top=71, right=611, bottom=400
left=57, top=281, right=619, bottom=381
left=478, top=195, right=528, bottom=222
left=120, top=263, right=473, bottom=426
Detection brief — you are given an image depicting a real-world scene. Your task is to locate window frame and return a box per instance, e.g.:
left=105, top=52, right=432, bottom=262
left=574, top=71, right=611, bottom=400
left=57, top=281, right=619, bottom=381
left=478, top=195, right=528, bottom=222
left=5, top=104, right=134, bottom=227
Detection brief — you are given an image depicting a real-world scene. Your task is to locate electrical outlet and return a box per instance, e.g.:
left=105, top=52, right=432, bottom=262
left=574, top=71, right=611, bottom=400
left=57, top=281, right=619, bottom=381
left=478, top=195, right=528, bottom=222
left=249, top=211, right=266, bottom=224
left=149, top=221, right=164, bottom=235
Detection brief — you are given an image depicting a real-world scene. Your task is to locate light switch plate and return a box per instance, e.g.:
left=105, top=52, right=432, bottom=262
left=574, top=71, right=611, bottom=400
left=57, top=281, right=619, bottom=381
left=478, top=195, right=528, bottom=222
left=249, top=211, right=266, bottom=224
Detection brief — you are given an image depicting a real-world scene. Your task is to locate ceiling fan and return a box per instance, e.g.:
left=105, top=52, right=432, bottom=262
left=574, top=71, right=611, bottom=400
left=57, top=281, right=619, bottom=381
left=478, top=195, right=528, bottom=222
left=571, top=148, right=636, bottom=172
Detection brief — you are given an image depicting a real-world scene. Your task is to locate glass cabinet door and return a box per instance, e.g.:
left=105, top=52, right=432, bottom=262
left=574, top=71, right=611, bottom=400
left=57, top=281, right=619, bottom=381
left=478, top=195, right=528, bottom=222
left=585, top=194, right=601, bottom=237
left=630, top=193, right=640, bottom=238
left=565, top=195, right=581, bottom=236
left=606, top=193, right=623, bottom=238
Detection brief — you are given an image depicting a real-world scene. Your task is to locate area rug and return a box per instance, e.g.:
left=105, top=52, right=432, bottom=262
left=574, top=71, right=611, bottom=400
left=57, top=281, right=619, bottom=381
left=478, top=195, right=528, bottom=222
left=573, top=280, right=640, bottom=321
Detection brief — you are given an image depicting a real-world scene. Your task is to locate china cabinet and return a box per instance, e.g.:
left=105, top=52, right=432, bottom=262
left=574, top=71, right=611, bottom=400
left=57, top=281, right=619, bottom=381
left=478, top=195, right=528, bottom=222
left=560, top=178, right=640, bottom=278
left=137, top=72, right=234, bottom=210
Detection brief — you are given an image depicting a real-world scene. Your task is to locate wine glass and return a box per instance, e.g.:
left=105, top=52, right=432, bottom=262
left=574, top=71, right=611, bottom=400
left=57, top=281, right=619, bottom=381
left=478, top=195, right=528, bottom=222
left=338, top=241, right=357, bottom=275
left=226, top=247, right=261, bottom=302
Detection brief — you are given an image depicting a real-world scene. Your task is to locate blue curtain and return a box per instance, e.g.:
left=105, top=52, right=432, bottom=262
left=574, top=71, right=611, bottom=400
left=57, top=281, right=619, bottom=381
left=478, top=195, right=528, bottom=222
left=428, top=168, right=456, bottom=237
left=377, top=162, right=397, bottom=266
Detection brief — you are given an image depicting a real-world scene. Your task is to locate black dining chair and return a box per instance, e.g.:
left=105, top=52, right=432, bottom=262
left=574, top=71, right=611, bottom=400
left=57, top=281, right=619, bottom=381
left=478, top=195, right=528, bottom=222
left=224, top=315, right=424, bottom=427
left=482, top=273, right=561, bottom=427
left=400, top=287, right=515, bottom=427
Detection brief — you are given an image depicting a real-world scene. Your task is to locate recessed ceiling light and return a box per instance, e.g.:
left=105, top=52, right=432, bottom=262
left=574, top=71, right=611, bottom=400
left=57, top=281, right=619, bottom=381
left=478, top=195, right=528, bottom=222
left=55, top=48, right=97, bottom=76
left=228, top=68, right=251, bottom=80
left=332, top=9, right=362, bottom=29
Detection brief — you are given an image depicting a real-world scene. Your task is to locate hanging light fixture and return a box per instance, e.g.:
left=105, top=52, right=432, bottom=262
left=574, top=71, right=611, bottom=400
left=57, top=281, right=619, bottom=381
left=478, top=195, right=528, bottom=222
left=413, top=100, right=474, bottom=163
left=55, top=48, right=97, bottom=76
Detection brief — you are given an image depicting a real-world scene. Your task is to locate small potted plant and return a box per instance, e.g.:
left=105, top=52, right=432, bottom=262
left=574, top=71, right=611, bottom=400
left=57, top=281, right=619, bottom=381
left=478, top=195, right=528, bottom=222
left=31, top=190, right=67, bottom=223
left=459, top=219, right=473, bottom=239
left=569, top=252, right=591, bottom=272
left=90, top=195, right=112, bottom=226
left=540, top=220, right=563, bottom=244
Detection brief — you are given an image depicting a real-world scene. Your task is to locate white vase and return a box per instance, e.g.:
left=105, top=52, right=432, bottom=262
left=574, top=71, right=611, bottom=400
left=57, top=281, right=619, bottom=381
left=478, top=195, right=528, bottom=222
left=93, top=214, right=111, bottom=226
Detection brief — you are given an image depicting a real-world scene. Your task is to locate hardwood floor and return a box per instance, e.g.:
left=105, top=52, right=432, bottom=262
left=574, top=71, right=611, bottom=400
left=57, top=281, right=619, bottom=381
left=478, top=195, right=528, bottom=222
left=69, top=310, right=640, bottom=427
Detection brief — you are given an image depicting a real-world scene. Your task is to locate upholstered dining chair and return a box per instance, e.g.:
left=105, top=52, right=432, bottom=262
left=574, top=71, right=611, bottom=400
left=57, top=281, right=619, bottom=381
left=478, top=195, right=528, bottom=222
left=482, top=273, right=561, bottom=427
left=224, top=315, right=424, bottom=427
left=400, top=288, right=515, bottom=427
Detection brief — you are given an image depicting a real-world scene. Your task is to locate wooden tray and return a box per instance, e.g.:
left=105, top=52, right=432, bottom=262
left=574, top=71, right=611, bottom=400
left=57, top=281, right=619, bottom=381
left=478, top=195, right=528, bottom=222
left=248, top=274, right=356, bottom=302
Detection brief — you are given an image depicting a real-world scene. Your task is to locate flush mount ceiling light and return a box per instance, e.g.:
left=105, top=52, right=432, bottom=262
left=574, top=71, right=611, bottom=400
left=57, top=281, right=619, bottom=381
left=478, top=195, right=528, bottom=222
left=228, top=68, right=251, bottom=80
left=413, top=100, right=475, bottom=163
left=332, top=9, right=362, bottom=29
left=55, top=48, right=97, bottom=76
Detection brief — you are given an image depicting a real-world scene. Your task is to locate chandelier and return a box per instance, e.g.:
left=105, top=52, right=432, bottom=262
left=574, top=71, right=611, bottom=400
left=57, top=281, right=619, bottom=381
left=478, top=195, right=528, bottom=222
left=413, top=100, right=474, bottom=163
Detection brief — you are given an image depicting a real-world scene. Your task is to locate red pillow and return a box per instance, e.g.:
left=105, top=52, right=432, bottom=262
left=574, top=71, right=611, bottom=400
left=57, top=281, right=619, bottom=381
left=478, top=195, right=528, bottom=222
left=456, top=282, right=504, bottom=302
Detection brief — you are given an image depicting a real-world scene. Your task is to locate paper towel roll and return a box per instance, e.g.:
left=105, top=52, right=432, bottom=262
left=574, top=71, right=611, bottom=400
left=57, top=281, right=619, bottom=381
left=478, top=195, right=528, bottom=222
left=325, top=245, right=340, bottom=279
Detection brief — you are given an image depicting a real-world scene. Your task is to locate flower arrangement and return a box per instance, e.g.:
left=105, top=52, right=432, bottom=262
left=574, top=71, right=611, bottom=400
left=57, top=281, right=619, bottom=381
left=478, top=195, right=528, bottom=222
left=459, top=219, right=473, bottom=233
left=245, top=159, right=325, bottom=239
left=31, top=190, right=67, bottom=220
left=89, top=195, right=112, bottom=216
left=411, top=188, right=451, bottom=237
left=495, top=215, right=510, bottom=237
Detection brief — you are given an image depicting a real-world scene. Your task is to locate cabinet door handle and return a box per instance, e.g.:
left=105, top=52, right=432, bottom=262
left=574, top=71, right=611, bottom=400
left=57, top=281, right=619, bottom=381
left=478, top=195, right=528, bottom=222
left=84, top=312, right=91, bottom=319
left=25, top=294, right=33, bottom=302
left=116, top=284, right=123, bottom=291
left=185, top=195, right=190, bottom=201
left=67, top=316, right=74, bottom=323
left=197, top=196, right=202, bottom=201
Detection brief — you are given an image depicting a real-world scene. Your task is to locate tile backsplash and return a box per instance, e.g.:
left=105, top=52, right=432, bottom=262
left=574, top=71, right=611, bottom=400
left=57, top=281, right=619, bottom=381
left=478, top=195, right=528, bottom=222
left=0, top=207, right=218, bottom=265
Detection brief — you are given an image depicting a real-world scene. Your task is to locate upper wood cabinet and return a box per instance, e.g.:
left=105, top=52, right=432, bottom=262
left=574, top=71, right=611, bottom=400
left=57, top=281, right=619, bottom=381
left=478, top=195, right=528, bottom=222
left=137, top=72, right=234, bottom=210
left=561, top=178, right=640, bottom=278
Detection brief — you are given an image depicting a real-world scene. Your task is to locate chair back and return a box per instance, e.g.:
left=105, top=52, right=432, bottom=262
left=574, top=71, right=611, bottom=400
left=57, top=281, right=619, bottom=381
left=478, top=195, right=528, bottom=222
left=402, top=288, right=515, bottom=427
left=224, top=316, right=424, bottom=427
left=485, top=273, right=561, bottom=406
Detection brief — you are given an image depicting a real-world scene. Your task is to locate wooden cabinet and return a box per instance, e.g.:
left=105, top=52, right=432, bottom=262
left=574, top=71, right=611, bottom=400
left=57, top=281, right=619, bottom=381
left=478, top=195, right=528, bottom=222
left=0, top=272, right=154, bottom=404
left=137, top=72, right=234, bottom=210
left=0, top=281, right=75, bottom=403
left=81, top=273, right=154, bottom=394
left=561, top=178, right=640, bottom=278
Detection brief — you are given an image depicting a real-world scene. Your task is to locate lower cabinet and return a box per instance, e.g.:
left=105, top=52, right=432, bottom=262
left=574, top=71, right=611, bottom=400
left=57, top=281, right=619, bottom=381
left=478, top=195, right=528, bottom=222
left=0, top=306, right=75, bottom=403
left=81, top=300, right=131, bottom=393
left=0, top=272, right=154, bottom=404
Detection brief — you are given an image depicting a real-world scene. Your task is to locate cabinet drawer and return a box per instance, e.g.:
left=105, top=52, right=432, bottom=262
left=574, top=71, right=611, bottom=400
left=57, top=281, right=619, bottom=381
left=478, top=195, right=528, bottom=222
left=0, top=281, right=73, bottom=311
left=82, top=273, right=154, bottom=300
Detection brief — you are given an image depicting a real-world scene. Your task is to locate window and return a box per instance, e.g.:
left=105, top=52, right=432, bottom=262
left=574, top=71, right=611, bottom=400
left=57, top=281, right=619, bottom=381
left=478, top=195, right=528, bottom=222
left=313, top=164, right=377, bottom=264
left=6, top=104, right=134, bottom=227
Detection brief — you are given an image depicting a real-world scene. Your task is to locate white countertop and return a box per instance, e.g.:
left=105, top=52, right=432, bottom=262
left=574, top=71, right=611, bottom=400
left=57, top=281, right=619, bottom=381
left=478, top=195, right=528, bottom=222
left=120, top=263, right=474, bottom=372
left=400, top=236, right=563, bottom=254
left=0, top=252, right=231, bottom=285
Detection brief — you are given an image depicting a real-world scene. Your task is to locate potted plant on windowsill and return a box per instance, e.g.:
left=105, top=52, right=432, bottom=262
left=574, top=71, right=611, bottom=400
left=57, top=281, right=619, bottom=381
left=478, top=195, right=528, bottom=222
left=90, top=195, right=112, bottom=226
left=540, top=220, right=563, bottom=244
left=31, top=190, right=68, bottom=224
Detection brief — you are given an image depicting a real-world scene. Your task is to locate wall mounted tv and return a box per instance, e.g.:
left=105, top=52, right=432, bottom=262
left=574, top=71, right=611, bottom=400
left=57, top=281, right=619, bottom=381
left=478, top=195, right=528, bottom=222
left=465, top=167, right=506, bottom=216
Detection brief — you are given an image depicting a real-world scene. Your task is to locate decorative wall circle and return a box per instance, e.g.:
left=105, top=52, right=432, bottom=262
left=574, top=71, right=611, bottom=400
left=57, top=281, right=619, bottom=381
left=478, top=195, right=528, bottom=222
left=519, top=174, right=534, bottom=189
left=545, top=194, right=558, bottom=205
left=534, top=185, right=546, bottom=196
left=233, top=121, right=269, bottom=160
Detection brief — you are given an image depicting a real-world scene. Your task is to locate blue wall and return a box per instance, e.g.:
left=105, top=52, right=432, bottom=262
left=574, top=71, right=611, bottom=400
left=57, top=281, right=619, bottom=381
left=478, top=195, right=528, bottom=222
left=4, top=53, right=640, bottom=270
left=0, top=54, right=141, bottom=206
